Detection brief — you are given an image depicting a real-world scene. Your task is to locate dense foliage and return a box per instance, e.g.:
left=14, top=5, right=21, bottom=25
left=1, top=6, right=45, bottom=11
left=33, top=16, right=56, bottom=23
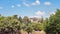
left=44, top=9, right=60, bottom=34
left=0, top=9, right=60, bottom=34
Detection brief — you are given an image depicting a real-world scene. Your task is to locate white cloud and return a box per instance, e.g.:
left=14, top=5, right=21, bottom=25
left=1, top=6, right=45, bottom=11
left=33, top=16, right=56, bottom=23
left=50, top=12, right=55, bottom=15
left=17, top=4, right=21, bottom=7
left=36, top=0, right=40, bottom=5
left=23, top=0, right=40, bottom=7
left=31, top=3, right=36, bottom=5
left=0, top=6, right=3, bottom=9
left=11, top=5, right=15, bottom=8
left=35, top=11, right=45, bottom=15
left=23, top=2, right=30, bottom=7
left=44, top=2, right=51, bottom=6
left=32, top=0, right=40, bottom=6
left=30, top=15, right=41, bottom=18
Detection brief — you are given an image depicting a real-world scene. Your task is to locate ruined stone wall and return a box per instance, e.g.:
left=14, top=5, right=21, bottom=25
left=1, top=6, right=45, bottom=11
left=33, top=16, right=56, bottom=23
left=21, top=30, right=46, bottom=34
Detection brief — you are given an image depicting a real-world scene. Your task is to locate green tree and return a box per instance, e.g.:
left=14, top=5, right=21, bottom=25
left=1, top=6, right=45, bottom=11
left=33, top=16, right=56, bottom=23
left=45, top=9, right=60, bottom=34
left=40, top=16, right=44, bottom=23
left=25, top=23, right=33, bottom=34
left=19, top=16, right=22, bottom=23
left=33, top=23, right=41, bottom=31
left=0, top=15, right=21, bottom=34
left=13, top=15, right=18, bottom=19
left=23, top=16, right=30, bottom=23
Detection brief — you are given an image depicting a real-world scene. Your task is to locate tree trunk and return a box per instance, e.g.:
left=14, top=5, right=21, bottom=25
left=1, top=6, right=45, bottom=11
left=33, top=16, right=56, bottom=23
left=28, top=32, right=29, bottom=34
left=58, top=32, right=60, bottom=34
left=17, top=30, right=21, bottom=34
left=28, top=32, right=31, bottom=34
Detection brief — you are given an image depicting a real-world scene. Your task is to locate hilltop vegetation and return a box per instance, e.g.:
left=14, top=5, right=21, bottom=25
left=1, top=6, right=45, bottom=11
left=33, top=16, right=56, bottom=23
left=0, top=9, right=60, bottom=34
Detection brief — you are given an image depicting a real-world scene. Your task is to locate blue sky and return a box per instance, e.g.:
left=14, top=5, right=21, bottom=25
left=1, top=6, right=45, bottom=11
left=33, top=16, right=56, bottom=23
left=0, top=0, right=60, bottom=18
